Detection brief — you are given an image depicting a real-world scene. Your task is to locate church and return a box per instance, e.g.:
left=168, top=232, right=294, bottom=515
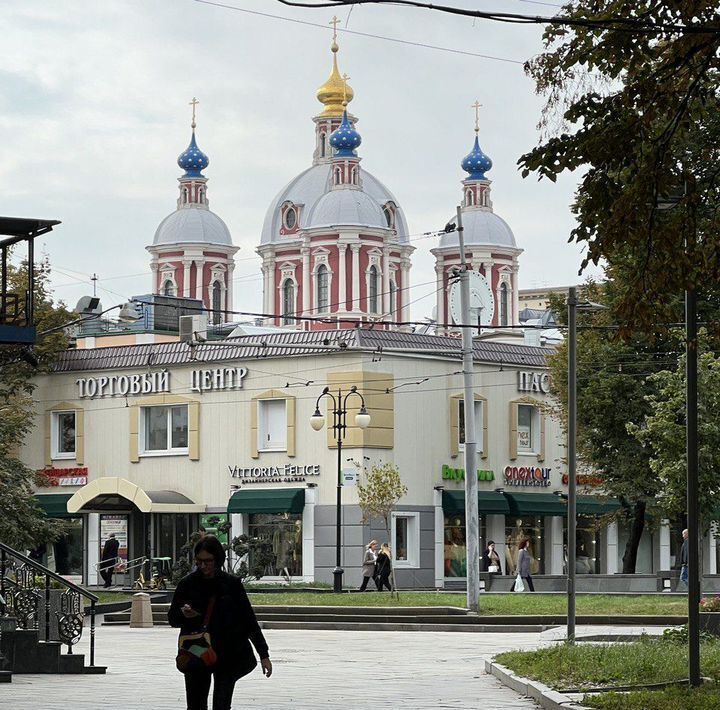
left=22, top=32, right=693, bottom=593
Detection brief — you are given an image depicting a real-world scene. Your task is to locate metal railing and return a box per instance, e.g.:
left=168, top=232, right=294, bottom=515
left=0, top=541, right=99, bottom=666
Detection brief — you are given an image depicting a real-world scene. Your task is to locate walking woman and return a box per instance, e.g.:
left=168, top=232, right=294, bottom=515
left=359, top=540, right=378, bottom=591
left=169, top=536, right=272, bottom=710
left=482, top=540, right=503, bottom=575
left=375, top=543, right=393, bottom=591
left=511, top=539, right=535, bottom=592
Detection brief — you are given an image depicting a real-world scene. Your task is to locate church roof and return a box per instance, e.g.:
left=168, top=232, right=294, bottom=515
left=153, top=206, right=232, bottom=246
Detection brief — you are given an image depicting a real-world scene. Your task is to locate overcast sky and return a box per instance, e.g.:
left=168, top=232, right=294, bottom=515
left=4, top=0, right=603, bottom=320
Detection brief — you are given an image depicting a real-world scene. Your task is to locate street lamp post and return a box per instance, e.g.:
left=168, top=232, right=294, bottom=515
left=310, top=386, right=371, bottom=593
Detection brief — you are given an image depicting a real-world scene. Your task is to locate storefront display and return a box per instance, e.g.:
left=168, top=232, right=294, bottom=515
left=248, top=513, right=303, bottom=577
left=505, top=516, right=544, bottom=574
left=100, top=514, right=128, bottom=564
left=563, top=516, right=601, bottom=574
left=443, top=513, right=486, bottom=578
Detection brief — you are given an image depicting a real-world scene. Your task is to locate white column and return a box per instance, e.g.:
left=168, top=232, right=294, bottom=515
left=606, top=520, right=619, bottom=574
left=227, top=262, right=235, bottom=313
left=183, top=259, right=192, bottom=297
left=267, top=261, right=276, bottom=324
left=511, top=266, right=520, bottom=325
left=434, top=488, right=445, bottom=588
left=194, top=259, right=203, bottom=301
left=400, top=256, right=411, bottom=322
left=659, top=519, right=671, bottom=570
left=351, top=244, right=360, bottom=312
left=435, top=261, right=445, bottom=330
left=549, top=516, right=564, bottom=575
left=87, top=513, right=100, bottom=586
left=301, top=246, right=310, bottom=315
left=381, top=247, right=390, bottom=315
left=150, top=262, right=159, bottom=294
left=338, top=244, right=347, bottom=312
left=228, top=513, right=245, bottom=570
left=303, top=487, right=317, bottom=581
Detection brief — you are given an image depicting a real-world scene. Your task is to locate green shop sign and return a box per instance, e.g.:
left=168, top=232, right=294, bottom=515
left=442, top=464, right=495, bottom=482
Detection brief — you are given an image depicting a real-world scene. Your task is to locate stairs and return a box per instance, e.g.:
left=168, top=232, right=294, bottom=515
left=103, top=603, right=553, bottom=633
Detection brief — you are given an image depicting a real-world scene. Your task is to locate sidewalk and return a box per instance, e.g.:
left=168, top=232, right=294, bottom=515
left=4, top=624, right=543, bottom=709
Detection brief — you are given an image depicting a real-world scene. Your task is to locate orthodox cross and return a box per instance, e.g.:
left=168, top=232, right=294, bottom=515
left=472, top=100, right=482, bottom=133
left=330, top=15, right=340, bottom=41
left=189, top=97, right=199, bottom=129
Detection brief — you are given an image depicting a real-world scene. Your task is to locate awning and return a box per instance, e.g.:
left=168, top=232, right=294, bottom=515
left=35, top=494, right=74, bottom=518
left=576, top=496, right=623, bottom=516
left=228, top=488, right=305, bottom=515
left=505, top=492, right=568, bottom=517
left=67, top=477, right=205, bottom=513
left=442, top=490, right=510, bottom=515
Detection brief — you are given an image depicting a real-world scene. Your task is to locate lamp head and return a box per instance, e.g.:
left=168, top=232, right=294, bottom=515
left=355, top=406, right=371, bottom=429
left=310, top=409, right=325, bottom=431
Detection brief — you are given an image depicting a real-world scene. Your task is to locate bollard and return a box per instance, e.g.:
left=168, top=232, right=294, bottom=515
left=129, top=592, right=153, bottom=629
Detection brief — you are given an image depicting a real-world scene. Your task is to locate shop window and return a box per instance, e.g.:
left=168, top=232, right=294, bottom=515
left=563, top=516, right=601, bottom=574
left=368, top=266, right=379, bottom=313
left=392, top=512, right=419, bottom=568
left=52, top=410, right=76, bottom=459
left=316, top=264, right=329, bottom=313
left=506, top=516, right=544, bottom=575
left=517, top=404, right=540, bottom=454
left=248, top=513, right=303, bottom=577
left=258, top=399, right=287, bottom=451
left=444, top=513, right=486, bottom=578
left=141, top=405, right=189, bottom=455
left=32, top=517, right=84, bottom=576
left=458, top=399, right=483, bottom=455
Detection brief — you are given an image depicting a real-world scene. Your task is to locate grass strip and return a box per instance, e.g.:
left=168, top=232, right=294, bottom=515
left=584, top=685, right=720, bottom=709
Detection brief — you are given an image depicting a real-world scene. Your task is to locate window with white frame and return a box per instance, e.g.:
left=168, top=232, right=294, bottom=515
left=162, top=279, right=175, bottom=297
left=282, top=279, right=295, bottom=326
left=517, top=403, right=540, bottom=454
left=52, top=411, right=76, bottom=459
left=316, top=264, right=329, bottom=313
left=141, top=405, right=188, bottom=454
left=458, top=399, right=483, bottom=455
left=392, top=512, right=420, bottom=568
left=368, top=266, right=379, bottom=313
left=212, top=281, right=222, bottom=325
left=500, top=282, right=509, bottom=326
left=258, top=399, right=287, bottom=451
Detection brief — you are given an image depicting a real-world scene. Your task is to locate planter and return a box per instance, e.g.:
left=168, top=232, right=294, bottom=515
left=699, top=611, right=720, bottom=635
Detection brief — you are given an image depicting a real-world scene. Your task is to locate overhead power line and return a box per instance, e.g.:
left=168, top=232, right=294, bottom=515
left=276, top=0, right=720, bottom=35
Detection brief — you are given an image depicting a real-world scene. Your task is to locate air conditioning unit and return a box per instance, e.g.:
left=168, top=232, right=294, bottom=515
left=179, top=314, right=208, bottom=344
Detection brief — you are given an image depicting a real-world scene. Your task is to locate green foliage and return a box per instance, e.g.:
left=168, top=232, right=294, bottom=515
left=520, top=1, right=720, bottom=332
left=629, top=345, right=720, bottom=523
left=229, top=534, right=274, bottom=583
left=357, top=463, right=408, bottom=525
left=0, top=256, right=70, bottom=550
left=585, top=686, right=720, bottom=710
left=662, top=624, right=715, bottom=644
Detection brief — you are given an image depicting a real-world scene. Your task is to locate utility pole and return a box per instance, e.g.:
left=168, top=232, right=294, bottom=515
left=456, top=205, right=480, bottom=613
left=567, top=287, right=578, bottom=644
left=687, top=286, right=700, bottom=685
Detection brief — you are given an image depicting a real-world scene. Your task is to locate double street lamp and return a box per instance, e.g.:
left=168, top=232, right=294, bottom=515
left=310, top=386, right=371, bottom=593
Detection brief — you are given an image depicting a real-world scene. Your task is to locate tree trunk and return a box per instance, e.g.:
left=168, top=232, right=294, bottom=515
left=621, top=500, right=646, bottom=574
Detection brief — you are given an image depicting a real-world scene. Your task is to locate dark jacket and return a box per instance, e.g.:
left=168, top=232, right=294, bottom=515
left=482, top=548, right=503, bottom=574
left=168, top=570, right=269, bottom=676
left=680, top=538, right=689, bottom=566
left=100, top=538, right=119, bottom=568
left=376, top=551, right=391, bottom=578
left=517, top=548, right=532, bottom=577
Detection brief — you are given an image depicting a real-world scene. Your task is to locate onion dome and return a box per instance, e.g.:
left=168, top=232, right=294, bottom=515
left=316, top=39, right=354, bottom=118
left=329, top=110, right=361, bottom=157
left=461, top=134, right=492, bottom=180
left=177, top=131, right=209, bottom=177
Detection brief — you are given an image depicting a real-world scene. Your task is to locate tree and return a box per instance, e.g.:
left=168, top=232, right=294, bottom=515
left=629, top=345, right=720, bottom=526
left=0, top=256, right=71, bottom=551
left=520, top=1, right=720, bottom=332
left=357, top=462, right=408, bottom=598
left=546, top=281, right=682, bottom=571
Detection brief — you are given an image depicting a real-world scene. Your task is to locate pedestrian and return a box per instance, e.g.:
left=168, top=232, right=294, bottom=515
left=99, top=533, right=120, bottom=588
left=359, top=540, right=378, bottom=591
left=169, top=535, right=272, bottom=710
left=375, top=543, right=393, bottom=591
left=482, top=541, right=503, bottom=575
left=511, top=539, right=535, bottom=592
left=679, top=528, right=689, bottom=590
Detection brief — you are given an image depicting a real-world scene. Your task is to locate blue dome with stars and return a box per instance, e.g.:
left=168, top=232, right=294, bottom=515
left=461, top=135, right=492, bottom=180
left=329, top=110, right=361, bottom=157
left=177, top=131, right=209, bottom=177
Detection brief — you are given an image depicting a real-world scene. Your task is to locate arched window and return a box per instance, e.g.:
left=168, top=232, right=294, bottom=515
left=369, top=266, right=379, bottom=313
left=284, top=207, right=297, bottom=230
left=163, top=279, right=175, bottom=297
left=334, top=166, right=342, bottom=185
left=383, top=206, right=393, bottom=228
left=500, top=282, right=509, bottom=326
left=282, top=279, right=295, bottom=326
left=351, top=166, right=358, bottom=185
left=466, top=189, right=474, bottom=206
left=212, top=281, right=222, bottom=325
left=389, top=279, right=397, bottom=316
left=317, top=264, right=329, bottom=313
left=320, top=133, right=326, bottom=157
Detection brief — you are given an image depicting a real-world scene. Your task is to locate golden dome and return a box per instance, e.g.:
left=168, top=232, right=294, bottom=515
left=316, top=40, right=354, bottom=118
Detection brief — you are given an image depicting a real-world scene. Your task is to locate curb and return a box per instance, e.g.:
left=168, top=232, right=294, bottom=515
left=485, top=660, right=589, bottom=710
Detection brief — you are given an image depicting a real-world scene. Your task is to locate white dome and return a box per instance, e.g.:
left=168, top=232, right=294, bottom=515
left=438, top=208, right=516, bottom=249
left=153, top=206, right=232, bottom=246
left=307, top=189, right=386, bottom=230
left=260, top=164, right=409, bottom=244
